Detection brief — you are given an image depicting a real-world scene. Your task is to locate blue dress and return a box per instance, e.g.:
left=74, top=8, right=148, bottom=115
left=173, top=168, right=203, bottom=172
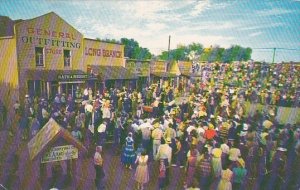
left=121, top=137, right=136, bottom=165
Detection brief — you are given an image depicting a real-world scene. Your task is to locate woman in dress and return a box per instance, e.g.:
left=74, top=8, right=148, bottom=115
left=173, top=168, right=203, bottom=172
left=217, top=164, right=233, bottom=190
left=185, top=147, right=199, bottom=188
left=134, top=150, right=149, bottom=190
left=158, top=159, right=167, bottom=190
left=121, top=132, right=136, bottom=169
left=212, top=143, right=223, bottom=179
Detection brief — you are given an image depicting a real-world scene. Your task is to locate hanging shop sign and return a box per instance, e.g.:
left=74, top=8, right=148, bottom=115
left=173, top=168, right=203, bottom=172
left=41, top=145, right=78, bottom=163
left=57, top=74, right=98, bottom=80
left=58, top=74, right=88, bottom=80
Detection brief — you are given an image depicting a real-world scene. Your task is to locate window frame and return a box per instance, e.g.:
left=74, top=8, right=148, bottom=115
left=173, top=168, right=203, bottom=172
left=63, top=49, right=71, bottom=67
left=35, top=47, right=45, bottom=67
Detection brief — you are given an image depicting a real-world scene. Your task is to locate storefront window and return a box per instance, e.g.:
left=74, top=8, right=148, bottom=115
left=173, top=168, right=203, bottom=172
left=50, top=81, right=59, bottom=100
left=35, top=47, right=44, bottom=67
left=60, top=83, right=83, bottom=98
left=28, top=80, right=45, bottom=98
left=64, top=50, right=71, bottom=67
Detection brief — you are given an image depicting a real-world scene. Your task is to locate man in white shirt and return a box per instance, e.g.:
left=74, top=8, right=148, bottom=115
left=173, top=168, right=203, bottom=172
left=152, top=120, right=163, bottom=158
left=155, top=138, right=172, bottom=186
left=97, top=121, right=107, bottom=146
left=229, top=144, right=241, bottom=162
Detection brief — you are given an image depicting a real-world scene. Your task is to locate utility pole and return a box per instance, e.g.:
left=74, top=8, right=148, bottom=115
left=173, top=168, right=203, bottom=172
left=168, top=35, right=171, bottom=60
left=272, top=48, right=276, bottom=64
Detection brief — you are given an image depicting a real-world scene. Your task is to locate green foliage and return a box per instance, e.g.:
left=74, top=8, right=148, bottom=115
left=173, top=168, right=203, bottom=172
left=120, top=38, right=152, bottom=60
left=159, top=43, right=204, bottom=61
left=158, top=43, right=252, bottom=63
left=95, top=37, right=251, bottom=62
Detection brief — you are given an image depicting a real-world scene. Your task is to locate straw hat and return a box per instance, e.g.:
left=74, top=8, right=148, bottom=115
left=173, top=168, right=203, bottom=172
left=237, top=158, right=245, bottom=168
left=263, top=120, right=273, bottom=129
left=277, top=147, right=287, bottom=152
left=198, top=110, right=207, bottom=117
left=165, top=137, right=172, bottom=144
left=208, top=123, right=214, bottom=130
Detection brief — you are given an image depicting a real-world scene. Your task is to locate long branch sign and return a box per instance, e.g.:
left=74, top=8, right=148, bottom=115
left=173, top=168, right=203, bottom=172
left=41, top=145, right=78, bottom=163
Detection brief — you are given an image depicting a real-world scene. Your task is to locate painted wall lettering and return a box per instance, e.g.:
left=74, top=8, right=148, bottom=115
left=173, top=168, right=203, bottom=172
left=27, top=27, right=77, bottom=40
left=21, top=36, right=81, bottom=49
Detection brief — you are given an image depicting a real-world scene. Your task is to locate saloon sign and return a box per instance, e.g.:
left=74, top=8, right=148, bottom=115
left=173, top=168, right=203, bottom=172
left=41, top=145, right=78, bottom=163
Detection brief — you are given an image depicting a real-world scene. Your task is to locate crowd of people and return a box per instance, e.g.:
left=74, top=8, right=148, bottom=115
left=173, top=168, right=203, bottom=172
left=5, top=61, right=300, bottom=190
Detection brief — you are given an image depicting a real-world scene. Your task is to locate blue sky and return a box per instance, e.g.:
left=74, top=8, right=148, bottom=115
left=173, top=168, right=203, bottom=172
left=1, top=0, right=299, bottom=62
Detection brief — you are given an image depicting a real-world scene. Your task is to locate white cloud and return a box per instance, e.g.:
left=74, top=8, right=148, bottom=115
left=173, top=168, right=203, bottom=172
left=249, top=31, right=263, bottom=37
left=191, top=21, right=236, bottom=31
left=117, top=1, right=172, bottom=21
left=190, top=0, right=211, bottom=16
left=239, top=22, right=285, bottom=31
left=256, top=8, right=294, bottom=17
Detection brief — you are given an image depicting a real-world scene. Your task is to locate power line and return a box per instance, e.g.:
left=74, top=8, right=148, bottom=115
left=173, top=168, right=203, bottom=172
left=252, top=47, right=300, bottom=51
left=252, top=47, right=300, bottom=63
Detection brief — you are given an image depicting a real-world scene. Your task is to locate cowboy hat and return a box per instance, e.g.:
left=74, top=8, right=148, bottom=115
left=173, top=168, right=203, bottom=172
left=165, top=137, right=172, bottom=144
left=237, top=158, right=245, bottom=168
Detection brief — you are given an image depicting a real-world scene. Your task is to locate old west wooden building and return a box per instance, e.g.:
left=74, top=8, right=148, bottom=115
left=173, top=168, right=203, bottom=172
left=0, top=12, right=137, bottom=109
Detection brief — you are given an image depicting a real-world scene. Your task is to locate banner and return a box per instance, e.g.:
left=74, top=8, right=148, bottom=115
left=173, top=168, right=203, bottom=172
left=41, top=145, right=78, bottom=163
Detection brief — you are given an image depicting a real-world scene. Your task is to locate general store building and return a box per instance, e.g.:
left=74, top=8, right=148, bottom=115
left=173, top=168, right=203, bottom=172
left=0, top=12, right=137, bottom=110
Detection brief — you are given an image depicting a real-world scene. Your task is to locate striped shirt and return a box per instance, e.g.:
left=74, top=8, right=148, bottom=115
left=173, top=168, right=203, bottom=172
left=199, top=157, right=212, bottom=177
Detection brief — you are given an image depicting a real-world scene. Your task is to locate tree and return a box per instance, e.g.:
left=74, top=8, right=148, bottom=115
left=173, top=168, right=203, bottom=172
left=158, top=43, right=203, bottom=61
left=120, top=38, right=152, bottom=60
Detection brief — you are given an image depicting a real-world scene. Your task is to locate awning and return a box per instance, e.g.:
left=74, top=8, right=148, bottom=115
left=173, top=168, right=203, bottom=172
left=90, top=65, right=138, bottom=80
left=180, top=72, right=192, bottom=77
left=177, top=61, right=192, bottom=77
left=151, top=72, right=178, bottom=78
left=25, top=69, right=90, bottom=81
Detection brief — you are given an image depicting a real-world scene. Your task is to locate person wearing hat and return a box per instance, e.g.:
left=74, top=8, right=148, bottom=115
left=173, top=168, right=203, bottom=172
left=179, top=99, right=189, bottom=121
left=134, top=150, right=149, bottom=190
left=185, top=145, right=199, bottom=188
left=97, top=121, right=107, bottom=146
left=198, top=147, right=213, bottom=190
left=232, top=158, right=247, bottom=190
left=266, top=146, right=288, bottom=189
left=71, top=126, right=83, bottom=142
left=94, top=146, right=105, bottom=189
left=151, top=120, right=163, bottom=159
left=204, top=123, right=216, bottom=141
left=217, top=163, right=233, bottom=190
left=155, top=137, right=172, bottom=186
left=228, top=141, right=241, bottom=168
left=211, top=142, right=223, bottom=179
left=140, top=122, right=151, bottom=154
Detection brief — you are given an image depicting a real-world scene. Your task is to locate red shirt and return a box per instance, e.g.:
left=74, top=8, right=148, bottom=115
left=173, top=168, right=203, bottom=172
left=204, top=129, right=216, bottom=140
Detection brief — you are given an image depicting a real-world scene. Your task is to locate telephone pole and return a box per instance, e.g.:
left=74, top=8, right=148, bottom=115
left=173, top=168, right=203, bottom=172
left=168, top=35, right=171, bottom=60
left=272, top=48, right=276, bottom=64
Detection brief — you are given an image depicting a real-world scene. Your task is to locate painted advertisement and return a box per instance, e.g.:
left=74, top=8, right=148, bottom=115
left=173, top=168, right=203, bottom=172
left=41, top=145, right=78, bottom=163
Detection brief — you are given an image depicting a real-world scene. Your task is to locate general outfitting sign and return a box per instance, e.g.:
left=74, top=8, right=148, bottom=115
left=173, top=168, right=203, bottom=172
left=41, top=145, right=78, bottom=163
